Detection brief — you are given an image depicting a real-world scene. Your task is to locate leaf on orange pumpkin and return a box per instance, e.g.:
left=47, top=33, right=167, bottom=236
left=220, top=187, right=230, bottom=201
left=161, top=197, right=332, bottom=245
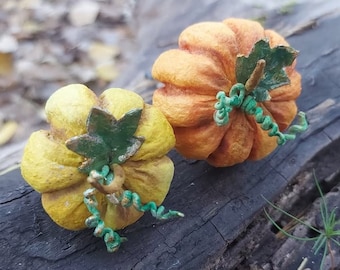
left=236, top=39, right=298, bottom=102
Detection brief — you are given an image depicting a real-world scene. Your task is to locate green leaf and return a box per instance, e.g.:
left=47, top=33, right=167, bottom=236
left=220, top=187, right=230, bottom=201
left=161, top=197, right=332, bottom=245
left=236, top=39, right=298, bottom=102
left=66, top=107, right=144, bottom=174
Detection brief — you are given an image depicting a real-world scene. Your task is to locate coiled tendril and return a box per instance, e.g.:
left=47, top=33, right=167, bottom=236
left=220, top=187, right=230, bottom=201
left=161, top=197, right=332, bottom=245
left=120, top=190, right=185, bottom=220
left=84, top=188, right=126, bottom=252
left=213, top=83, right=308, bottom=145
left=83, top=165, right=184, bottom=252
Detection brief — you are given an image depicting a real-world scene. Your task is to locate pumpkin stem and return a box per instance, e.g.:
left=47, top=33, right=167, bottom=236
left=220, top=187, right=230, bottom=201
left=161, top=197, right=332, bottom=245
left=87, top=164, right=125, bottom=195
left=83, top=165, right=184, bottom=252
left=245, top=59, right=266, bottom=93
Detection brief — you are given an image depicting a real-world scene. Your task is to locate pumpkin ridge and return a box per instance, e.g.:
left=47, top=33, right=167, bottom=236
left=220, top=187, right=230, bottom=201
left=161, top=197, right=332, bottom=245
left=244, top=107, right=277, bottom=160
left=41, top=180, right=106, bottom=230
left=223, top=18, right=266, bottom=56
left=173, top=111, right=233, bottom=160
left=152, top=49, right=229, bottom=94
left=177, top=21, right=241, bottom=94
left=153, top=87, right=219, bottom=127
left=130, top=104, right=175, bottom=161
left=178, top=46, right=236, bottom=90
left=45, top=84, right=99, bottom=139
left=122, top=156, right=174, bottom=205
left=207, top=110, right=254, bottom=167
left=262, top=100, right=298, bottom=131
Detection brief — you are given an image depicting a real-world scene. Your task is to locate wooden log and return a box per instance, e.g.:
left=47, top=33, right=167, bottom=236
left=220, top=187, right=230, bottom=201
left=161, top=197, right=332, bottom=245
left=1, top=1, right=340, bottom=269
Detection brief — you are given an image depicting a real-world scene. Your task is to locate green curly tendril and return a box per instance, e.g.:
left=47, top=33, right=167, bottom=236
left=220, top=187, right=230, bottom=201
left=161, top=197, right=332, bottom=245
left=213, top=83, right=308, bottom=145
left=120, top=191, right=185, bottom=220
left=84, top=188, right=127, bottom=252
left=83, top=165, right=184, bottom=252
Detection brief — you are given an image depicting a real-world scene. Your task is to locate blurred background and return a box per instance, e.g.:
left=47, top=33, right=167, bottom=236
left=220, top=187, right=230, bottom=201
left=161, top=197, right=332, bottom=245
left=0, top=0, right=138, bottom=173
left=0, top=0, right=326, bottom=173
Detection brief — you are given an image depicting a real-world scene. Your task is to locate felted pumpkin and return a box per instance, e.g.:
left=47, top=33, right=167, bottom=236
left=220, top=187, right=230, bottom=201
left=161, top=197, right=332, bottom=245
left=152, top=18, right=304, bottom=167
left=21, top=84, right=176, bottom=231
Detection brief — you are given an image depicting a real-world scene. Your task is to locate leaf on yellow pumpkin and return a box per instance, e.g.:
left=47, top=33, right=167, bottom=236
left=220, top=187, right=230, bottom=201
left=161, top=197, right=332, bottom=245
left=66, top=107, right=144, bottom=174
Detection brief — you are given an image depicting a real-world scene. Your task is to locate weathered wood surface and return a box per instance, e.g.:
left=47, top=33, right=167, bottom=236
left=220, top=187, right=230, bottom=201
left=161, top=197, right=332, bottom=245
left=216, top=139, right=340, bottom=269
left=1, top=1, right=340, bottom=269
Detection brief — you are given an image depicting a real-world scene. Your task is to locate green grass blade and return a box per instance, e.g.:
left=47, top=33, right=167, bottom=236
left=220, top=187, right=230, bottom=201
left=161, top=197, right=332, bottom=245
left=264, top=208, right=318, bottom=242
left=328, top=209, right=337, bottom=226
left=323, top=209, right=338, bottom=238
left=262, top=195, right=322, bottom=234
left=313, top=170, right=330, bottom=223
left=334, top=221, right=340, bottom=227
left=312, top=235, right=327, bottom=254
left=319, top=242, right=328, bottom=270
left=331, top=237, right=340, bottom=246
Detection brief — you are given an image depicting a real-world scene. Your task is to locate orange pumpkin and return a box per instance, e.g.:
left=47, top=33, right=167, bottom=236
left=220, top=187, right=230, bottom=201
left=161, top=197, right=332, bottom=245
left=152, top=18, right=302, bottom=167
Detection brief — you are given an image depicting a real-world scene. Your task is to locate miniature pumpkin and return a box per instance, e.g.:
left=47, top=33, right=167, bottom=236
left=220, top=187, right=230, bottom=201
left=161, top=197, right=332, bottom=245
left=21, top=84, right=176, bottom=231
left=152, top=18, right=303, bottom=167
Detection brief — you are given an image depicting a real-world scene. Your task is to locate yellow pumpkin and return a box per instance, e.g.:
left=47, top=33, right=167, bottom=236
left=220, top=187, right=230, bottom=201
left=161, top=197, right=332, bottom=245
left=152, top=18, right=302, bottom=167
left=21, top=84, right=175, bottom=231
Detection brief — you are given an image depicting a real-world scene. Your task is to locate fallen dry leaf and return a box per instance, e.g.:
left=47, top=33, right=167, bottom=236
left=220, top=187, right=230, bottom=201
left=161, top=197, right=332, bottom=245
left=0, top=53, right=13, bottom=75
left=16, top=61, right=71, bottom=81
left=68, top=1, right=100, bottom=27
left=96, top=61, right=119, bottom=82
left=0, top=35, right=18, bottom=75
left=0, top=35, right=18, bottom=53
left=0, top=120, right=18, bottom=146
left=88, top=42, right=120, bottom=64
